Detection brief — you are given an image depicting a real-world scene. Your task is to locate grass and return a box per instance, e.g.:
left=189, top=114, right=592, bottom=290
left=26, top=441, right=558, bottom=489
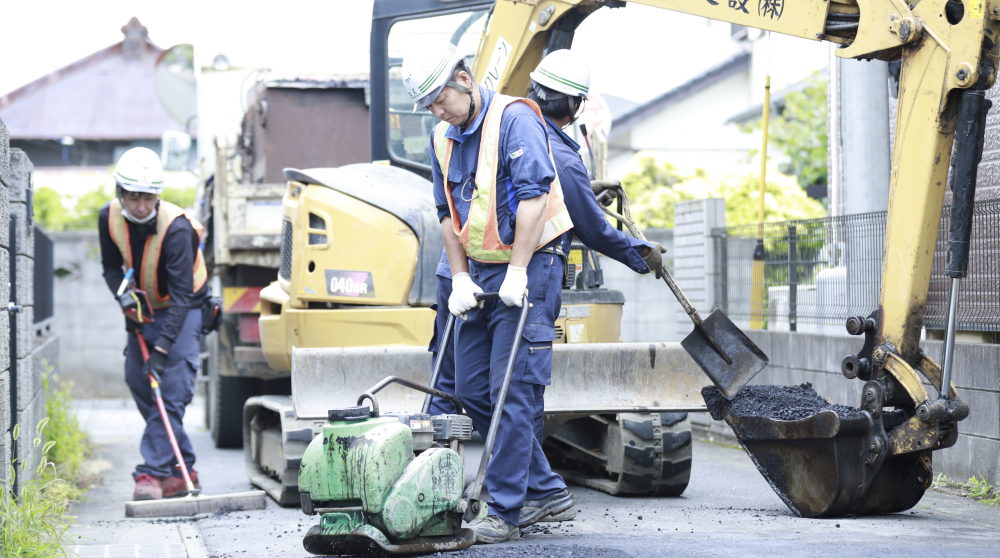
left=1, top=422, right=74, bottom=557
left=931, top=473, right=1000, bottom=507
left=1, top=362, right=94, bottom=557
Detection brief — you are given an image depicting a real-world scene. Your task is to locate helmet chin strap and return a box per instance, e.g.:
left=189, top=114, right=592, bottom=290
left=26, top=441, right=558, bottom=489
left=447, top=80, right=476, bottom=128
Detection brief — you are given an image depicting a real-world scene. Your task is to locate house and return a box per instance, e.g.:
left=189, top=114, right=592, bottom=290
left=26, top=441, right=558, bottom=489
left=0, top=17, right=192, bottom=194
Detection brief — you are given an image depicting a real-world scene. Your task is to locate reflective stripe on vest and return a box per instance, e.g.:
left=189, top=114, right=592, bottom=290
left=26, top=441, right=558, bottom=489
left=108, top=199, right=208, bottom=309
left=433, top=94, right=573, bottom=264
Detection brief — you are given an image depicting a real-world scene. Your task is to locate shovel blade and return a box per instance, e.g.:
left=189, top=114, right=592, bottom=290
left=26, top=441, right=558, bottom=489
left=680, top=309, right=768, bottom=399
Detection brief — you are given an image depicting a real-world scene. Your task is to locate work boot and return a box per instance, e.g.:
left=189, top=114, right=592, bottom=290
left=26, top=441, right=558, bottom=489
left=163, top=469, right=201, bottom=498
left=518, top=489, right=576, bottom=527
left=472, top=515, right=520, bottom=544
left=133, top=474, right=163, bottom=501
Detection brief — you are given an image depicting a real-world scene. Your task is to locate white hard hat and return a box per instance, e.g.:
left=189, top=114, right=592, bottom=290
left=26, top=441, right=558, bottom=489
left=530, top=49, right=590, bottom=100
left=114, top=147, right=165, bottom=194
left=401, top=42, right=467, bottom=112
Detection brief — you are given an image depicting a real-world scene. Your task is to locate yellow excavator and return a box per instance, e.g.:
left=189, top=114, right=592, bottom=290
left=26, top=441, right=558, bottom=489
left=252, top=0, right=986, bottom=523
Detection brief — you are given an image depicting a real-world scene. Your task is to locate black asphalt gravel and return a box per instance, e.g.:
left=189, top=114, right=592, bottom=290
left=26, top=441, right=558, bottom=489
left=702, top=383, right=864, bottom=421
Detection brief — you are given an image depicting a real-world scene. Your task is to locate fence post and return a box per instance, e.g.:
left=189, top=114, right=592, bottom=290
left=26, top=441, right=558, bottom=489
left=788, top=223, right=798, bottom=332
left=718, top=229, right=729, bottom=314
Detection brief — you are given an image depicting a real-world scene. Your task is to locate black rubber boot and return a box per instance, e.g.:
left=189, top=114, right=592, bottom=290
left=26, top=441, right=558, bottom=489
left=518, top=489, right=576, bottom=527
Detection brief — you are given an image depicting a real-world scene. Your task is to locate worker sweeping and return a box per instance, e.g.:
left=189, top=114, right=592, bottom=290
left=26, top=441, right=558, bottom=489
left=425, top=49, right=666, bottom=529
left=98, top=147, right=208, bottom=502
left=403, top=42, right=576, bottom=544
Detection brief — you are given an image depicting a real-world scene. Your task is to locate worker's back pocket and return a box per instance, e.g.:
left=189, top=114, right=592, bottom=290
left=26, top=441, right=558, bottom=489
left=517, top=322, right=555, bottom=385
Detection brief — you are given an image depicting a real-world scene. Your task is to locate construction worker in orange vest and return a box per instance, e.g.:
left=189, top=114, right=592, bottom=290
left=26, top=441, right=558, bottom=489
left=97, top=147, right=208, bottom=502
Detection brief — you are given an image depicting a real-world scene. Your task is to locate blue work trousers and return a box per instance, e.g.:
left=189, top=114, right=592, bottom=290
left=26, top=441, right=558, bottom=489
left=125, top=308, right=202, bottom=479
left=455, top=251, right=567, bottom=525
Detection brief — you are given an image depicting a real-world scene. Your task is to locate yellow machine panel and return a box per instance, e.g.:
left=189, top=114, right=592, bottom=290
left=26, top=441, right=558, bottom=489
left=259, top=282, right=434, bottom=373
left=281, top=181, right=419, bottom=308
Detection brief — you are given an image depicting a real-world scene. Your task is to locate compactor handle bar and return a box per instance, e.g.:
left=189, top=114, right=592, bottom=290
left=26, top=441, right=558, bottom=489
left=422, top=291, right=518, bottom=413
left=358, top=377, right=465, bottom=418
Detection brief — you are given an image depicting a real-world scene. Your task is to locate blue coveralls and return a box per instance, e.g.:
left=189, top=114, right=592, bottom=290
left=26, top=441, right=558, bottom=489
left=125, top=309, right=202, bottom=479
left=430, top=86, right=567, bottom=526
left=428, top=114, right=655, bottom=478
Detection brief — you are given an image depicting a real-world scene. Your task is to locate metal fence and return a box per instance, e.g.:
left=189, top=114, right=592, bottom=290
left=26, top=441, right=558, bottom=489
left=711, top=198, right=1000, bottom=334
left=926, top=200, right=1000, bottom=331
left=34, top=225, right=54, bottom=324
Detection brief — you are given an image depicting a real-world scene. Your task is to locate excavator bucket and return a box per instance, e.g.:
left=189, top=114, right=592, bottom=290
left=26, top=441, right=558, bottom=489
left=706, top=384, right=932, bottom=518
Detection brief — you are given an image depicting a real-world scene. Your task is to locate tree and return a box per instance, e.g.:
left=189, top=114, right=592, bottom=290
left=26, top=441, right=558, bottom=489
left=33, top=187, right=67, bottom=231
left=620, top=155, right=825, bottom=229
left=32, top=184, right=197, bottom=231
left=742, top=74, right=829, bottom=191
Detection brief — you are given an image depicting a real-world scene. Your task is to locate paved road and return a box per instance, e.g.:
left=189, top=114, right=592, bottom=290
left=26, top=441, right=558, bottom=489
left=69, top=396, right=1000, bottom=558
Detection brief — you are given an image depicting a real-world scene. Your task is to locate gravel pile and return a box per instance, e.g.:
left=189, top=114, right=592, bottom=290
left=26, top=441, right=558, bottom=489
left=702, top=383, right=863, bottom=421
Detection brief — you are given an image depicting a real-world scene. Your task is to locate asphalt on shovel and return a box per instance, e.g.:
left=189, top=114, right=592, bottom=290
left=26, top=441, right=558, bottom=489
left=118, top=279, right=266, bottom=518
left=593, top=181, right=769, bottom=399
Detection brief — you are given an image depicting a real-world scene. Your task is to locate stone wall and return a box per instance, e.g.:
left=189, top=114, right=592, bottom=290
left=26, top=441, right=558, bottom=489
left=51, top=230, right=129, bottom=398
left=0, top=118, right=59, bottom=491
left=691, top=330, right=1000, bottom=487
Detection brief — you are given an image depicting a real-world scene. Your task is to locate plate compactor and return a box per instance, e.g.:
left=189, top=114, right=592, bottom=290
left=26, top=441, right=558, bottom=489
left=298, top=293, right=526, bottom=554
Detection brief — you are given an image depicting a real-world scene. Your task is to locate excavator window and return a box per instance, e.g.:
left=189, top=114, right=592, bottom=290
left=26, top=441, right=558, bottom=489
left=385, top=9, right=489, bottom=169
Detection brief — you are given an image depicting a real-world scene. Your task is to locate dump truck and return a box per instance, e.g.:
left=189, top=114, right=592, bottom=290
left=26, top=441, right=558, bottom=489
left=199, top=74, right=372, bottom=447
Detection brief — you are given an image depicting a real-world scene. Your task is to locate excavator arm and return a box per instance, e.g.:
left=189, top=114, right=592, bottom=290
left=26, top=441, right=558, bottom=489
left=471, top=0, right=999, bottom=515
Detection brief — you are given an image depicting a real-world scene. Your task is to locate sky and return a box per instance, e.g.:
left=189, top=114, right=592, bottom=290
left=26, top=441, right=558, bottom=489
left=0, top=1, right=770, bottom=105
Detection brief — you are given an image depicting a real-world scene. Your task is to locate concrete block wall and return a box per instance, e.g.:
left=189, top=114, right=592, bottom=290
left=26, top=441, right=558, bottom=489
left=691, top=330, right=1000, bottom=488
left=600, top=200, right=724, bottom=343
left=600, top=228, right=682, bottom=342
left=0, top=117, right=10, bottom=488
left=672, top=199, right=725, bottom=340
left=51, top=230, right=129, bottom=398
left=0, top=118, right=58, bottom=491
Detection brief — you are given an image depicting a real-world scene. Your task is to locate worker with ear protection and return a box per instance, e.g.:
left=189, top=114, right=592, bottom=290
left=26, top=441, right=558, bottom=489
left=97, top=147, right=208, bottom=502
left=527, top=49, right=665, bottom=277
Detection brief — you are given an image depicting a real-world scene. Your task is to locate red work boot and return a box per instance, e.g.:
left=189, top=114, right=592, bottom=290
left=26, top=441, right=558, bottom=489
left=163, top=469, right=200, bottom=498
left=133, top=474, right=163, bottom=501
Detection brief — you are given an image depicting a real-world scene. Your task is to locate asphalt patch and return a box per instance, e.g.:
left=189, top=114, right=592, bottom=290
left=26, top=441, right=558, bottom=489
left=449, top=544, right=629, bottom=558
left=702, top=383, right=863, bottom=421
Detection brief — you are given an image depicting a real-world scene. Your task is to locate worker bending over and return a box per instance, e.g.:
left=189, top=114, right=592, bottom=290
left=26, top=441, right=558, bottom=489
left=98, top=147, right=207, bottom=501
left=404, top=43, right=574, bottom=544
left=424, top=49, right=666, bottom=531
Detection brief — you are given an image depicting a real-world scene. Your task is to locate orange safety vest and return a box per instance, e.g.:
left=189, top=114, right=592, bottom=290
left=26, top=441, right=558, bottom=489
left=434, top=94, right=574, bottom=264
left=108, top=199, right=208, bottom=310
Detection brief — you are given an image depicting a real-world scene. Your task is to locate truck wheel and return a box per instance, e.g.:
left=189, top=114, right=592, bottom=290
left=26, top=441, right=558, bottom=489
left=211, top=374, right=255, bottom=448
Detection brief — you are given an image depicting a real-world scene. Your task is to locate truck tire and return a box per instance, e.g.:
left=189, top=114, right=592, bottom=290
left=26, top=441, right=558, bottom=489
left=211, top=373, right=254, bottom=448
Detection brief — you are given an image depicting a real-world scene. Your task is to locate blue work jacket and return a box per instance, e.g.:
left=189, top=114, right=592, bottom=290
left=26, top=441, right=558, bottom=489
left=545, top=118, right=651, bottom=273
left=432, top=86, right=557, bottom=279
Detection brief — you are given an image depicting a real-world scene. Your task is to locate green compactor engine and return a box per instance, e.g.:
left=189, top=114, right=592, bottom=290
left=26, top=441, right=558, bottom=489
left=299, top=404, right=477, bottom=554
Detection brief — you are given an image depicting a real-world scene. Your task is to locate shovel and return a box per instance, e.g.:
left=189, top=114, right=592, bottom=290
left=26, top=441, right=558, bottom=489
left=593, top=181, right=769, bottom=399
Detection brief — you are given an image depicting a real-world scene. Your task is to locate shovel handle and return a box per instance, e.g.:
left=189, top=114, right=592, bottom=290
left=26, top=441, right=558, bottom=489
left=463, top=293, right=530, bottom=523
left=658, top=266, right=733, bottom=366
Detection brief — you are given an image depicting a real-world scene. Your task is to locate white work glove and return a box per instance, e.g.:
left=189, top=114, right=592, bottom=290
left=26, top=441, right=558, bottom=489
left=499, top=265, right=528, bottom=307
left=448, top=273, right=483, bottom=316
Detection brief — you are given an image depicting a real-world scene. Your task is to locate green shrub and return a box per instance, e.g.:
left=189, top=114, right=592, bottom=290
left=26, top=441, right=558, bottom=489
left=41, top=367, right=91, bottom=492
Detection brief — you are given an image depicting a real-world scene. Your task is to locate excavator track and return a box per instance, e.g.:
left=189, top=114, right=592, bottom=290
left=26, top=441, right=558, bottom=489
left=544, top=412, right=692, bottom=496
